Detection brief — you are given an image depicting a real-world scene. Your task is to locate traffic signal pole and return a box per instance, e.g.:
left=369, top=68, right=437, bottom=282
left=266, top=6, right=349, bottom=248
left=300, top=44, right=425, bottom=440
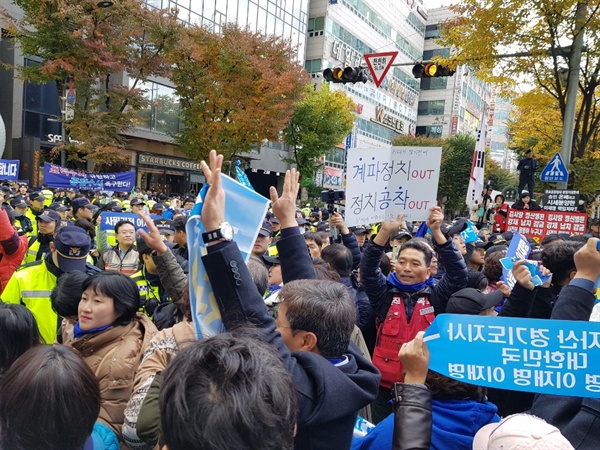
left=558, top=2, right=586, bottom=189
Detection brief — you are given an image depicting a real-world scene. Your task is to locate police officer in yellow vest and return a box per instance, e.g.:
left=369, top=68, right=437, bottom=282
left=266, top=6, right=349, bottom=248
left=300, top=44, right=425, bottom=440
left=2, top=227, right=100, bottom=343
left=10, top=198, right=33, bottom=236
left=130, top=236, right=171, bottom=319
left=26, top=192, right=46, bottom=237
left=23, top=210, right=61, bottom=264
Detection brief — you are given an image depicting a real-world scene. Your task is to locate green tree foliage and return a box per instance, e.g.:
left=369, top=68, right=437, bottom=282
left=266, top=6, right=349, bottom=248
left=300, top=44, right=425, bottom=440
left=284, top=84, right=355, bottom=183
left=485, top=155, right=518, bottom=192
left=438, top=0, right=600, bottom=162
left=167, top=23, right=309, bottom=164
left=438, top=134, right=477, bottom=215
left=1, top=0, right=180, bottom=166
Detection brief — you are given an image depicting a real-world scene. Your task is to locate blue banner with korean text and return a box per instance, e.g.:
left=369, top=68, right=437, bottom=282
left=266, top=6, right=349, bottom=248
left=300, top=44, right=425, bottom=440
left=0, top=159, right=20, bottom=181
left=424, top=314, right=600, bottom=398
left=99, top=212, right=160, bottom=231
left=44, top=162, right=135, bottom=191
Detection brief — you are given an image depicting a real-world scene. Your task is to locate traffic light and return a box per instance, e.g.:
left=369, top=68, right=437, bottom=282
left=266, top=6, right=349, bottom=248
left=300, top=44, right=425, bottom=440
left=412, top=63, right=455, bottom=79
left=323, top=67, right=368, bottom=84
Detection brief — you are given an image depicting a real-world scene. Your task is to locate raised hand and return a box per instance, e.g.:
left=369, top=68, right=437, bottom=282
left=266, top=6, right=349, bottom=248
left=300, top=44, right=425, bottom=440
left=137, top=212, right=169, bottom=255
left=199, top=150, right=225, bottom=232
left=269, top=169, right=300, bottom=229
left=399, top=331, right=430, bottom=384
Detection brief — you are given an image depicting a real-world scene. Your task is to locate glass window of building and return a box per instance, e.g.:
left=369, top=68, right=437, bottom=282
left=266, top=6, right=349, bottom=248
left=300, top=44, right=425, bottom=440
left=422, top=48, right=450, bottom=60
left=420, top=77, right=448, bottom=90
left=304, top=59, right=322, bottom=73
left=425, top=24, right=440, bottom=39
left=131, top=79, right=181, bottom=134
left=416, top=125, right=443, bottom=137
left=417, top=100, right=445, bottom=115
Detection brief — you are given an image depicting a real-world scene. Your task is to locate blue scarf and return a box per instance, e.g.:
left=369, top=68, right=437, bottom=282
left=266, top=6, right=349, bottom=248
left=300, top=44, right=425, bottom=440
left=387, top=272, right=434, bottom=293
left=73, top=322, right=112, bottom=339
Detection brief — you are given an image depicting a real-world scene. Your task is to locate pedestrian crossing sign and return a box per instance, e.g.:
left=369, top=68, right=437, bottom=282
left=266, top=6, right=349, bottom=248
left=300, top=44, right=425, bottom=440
left=540, top=153, right=569, bottom=183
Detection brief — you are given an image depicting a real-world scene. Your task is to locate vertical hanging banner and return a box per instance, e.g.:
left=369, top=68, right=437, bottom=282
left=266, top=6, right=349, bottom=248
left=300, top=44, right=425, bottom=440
left=186, top=174, right=270, bottom=339
left=345, top=146, right=442, bottom=226
left=424, top=314, right=600, bottom=398
left=0, top=159, right=20, bottom=181
left=43, top=163, right=135, bottom=191
left=465, top=112, right=487, bottom=208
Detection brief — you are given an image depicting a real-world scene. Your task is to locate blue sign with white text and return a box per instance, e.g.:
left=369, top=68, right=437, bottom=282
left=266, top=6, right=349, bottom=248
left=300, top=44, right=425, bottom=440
left=99, top=212, right=159, bottom=231
left=424, top=314, right=600, bottom=398
left=0, top=159, right=20, bottom=181
left=540, top=153, right=569, bottom=183
left=44, top=162, right=135, bottom=191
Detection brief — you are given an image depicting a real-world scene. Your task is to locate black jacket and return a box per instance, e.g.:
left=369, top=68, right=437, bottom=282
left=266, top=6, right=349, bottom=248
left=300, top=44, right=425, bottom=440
left=202, top=228, right=380, bottom=450
left=517, top=156, right=538, bottom=180
left=392, top=383, right=432, bottom=450
left=529, top=280, right=599, bottom=450
left=360, top=238, right=468, bottom=319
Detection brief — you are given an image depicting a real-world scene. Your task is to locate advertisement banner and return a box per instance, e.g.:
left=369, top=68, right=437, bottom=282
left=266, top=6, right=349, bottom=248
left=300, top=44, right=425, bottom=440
left=0, top=159, right=20, bottom=181
left=345, top=146, right=442, bottom=226
left=425, top=314, right=600, bottom=398
left=505, top=209, right=588, bottom=239
left=44, top=162, right=135, bottom=191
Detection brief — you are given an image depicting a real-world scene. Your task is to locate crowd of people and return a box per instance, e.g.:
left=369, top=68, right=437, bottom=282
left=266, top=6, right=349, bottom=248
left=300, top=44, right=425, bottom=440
left=0, top=152, right=598, bottom=450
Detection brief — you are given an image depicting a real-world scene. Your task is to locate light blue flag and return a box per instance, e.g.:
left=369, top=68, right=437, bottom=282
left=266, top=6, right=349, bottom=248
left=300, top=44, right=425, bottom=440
left=500, top=232, right=550, bottom=289
left=186, top=174, right=270, bottom=338
left=235, top=165, right=254, bottom=191
left=460, top=220, right=479, bottom=244
left=424, top=314, right=600, bottom=398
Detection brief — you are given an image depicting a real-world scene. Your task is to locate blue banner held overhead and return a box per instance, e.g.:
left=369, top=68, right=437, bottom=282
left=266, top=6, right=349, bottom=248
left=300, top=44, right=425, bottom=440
left=424, top=314, right=600, bottom=398
left=0, top=159, right=20, bottom=181
left=44, top=162, right=135, bottom=191
left=500, top=232, right=550, bottom=289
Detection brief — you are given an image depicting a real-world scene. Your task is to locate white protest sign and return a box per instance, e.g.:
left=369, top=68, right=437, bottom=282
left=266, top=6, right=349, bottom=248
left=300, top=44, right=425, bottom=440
left=345, top=146, right=442, bottom=226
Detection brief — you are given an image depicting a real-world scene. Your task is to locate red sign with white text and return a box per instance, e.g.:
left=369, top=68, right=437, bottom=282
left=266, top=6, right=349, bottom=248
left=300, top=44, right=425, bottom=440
left=505, top=209, right=588, bottom=239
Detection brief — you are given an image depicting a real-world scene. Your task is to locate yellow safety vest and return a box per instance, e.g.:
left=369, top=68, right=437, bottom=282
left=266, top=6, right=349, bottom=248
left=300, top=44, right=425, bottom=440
left=1, top=261, right=58, bottom=344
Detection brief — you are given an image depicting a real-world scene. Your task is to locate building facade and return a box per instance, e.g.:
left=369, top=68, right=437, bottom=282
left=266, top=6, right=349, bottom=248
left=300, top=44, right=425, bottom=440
left=0, top=0, right=311, bottom=196
left=304, top=0, right=427, bottom=189
left=488, top=88, right=517, bottom=171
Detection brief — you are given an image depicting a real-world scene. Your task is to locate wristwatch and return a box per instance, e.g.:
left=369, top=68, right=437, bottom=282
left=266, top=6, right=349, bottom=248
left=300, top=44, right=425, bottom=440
left=202, top=222, right=234, bottom=244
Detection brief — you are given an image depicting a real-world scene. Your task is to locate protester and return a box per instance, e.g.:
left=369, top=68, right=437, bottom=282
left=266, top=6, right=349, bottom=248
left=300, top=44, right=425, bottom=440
left=98, top=220, right=139, bottom=274
left=0, top=209, right=28, bottom=294
left=511, top=191, right=542, bottom=210
left=470, top=185, right=493, bottom=228
left=0, top=345, right=119, bottom=450
left=304, top=231, right=323, bottom=258
left=62, top=271, right=157, bottom=444
left=360, top=208, right=468, bottom=423
left=517, top=149, right=538, bottom=195
left=489, top=194, right=508, bottom=233
left=0, top=302, right=42, bottom=376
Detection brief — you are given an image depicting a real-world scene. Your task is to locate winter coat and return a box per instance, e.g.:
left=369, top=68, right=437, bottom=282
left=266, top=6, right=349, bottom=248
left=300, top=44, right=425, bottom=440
left=351, top=388, right=499, bottom=450
left=64, top=314, right=158, bottom=445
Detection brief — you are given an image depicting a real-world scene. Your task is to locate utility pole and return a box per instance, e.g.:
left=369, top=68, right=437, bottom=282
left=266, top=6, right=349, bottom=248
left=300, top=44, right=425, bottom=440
left=557, top=2, right=586, bottom=189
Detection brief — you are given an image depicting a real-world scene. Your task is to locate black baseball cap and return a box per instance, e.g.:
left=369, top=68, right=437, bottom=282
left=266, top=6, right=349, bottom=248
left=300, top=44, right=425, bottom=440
left=258, top=220, right=273, bottom=237
left=53, top=227, right=91, bottom=272
left=447, top=288, right=503, bottom=315
left=49, top=202, right=69, bottom=212
left=36, top=210, right=61, bottom=223
left=130, top=198, right=146, bottom=206
left=389, top=229, right=412, bottom=242
left=351, top=225, right=370, bottom=235
left=105, top=201, right=126, bottom=212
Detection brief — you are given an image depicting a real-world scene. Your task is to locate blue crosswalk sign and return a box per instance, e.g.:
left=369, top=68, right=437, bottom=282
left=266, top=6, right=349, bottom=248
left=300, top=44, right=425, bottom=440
left=540, top=153, right=569, bottom=182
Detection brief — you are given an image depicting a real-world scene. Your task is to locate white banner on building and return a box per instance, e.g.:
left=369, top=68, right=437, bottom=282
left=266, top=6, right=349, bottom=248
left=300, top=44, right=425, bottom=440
left=345, top=146, right=442, bottom=226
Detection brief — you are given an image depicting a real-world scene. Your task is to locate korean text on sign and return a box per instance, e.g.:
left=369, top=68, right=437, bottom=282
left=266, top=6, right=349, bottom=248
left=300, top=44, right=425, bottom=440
left=345, top=146, right=442, bottom=226
left=424, top=314, right=600, bottom=398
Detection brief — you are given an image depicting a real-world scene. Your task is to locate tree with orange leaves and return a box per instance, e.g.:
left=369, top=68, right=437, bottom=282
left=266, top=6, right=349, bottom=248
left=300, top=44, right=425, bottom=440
left=168, top=23, right=309, bottom=165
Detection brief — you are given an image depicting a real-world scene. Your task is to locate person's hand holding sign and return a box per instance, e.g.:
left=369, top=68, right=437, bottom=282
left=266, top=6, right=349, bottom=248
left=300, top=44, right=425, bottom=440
left=399, top=331, right=430, bottom=385
left=573, top=237, right=600, bottom=283
left=374, top=213, right=405, bottom=247
left=427, top=206, right=446, bottom=245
